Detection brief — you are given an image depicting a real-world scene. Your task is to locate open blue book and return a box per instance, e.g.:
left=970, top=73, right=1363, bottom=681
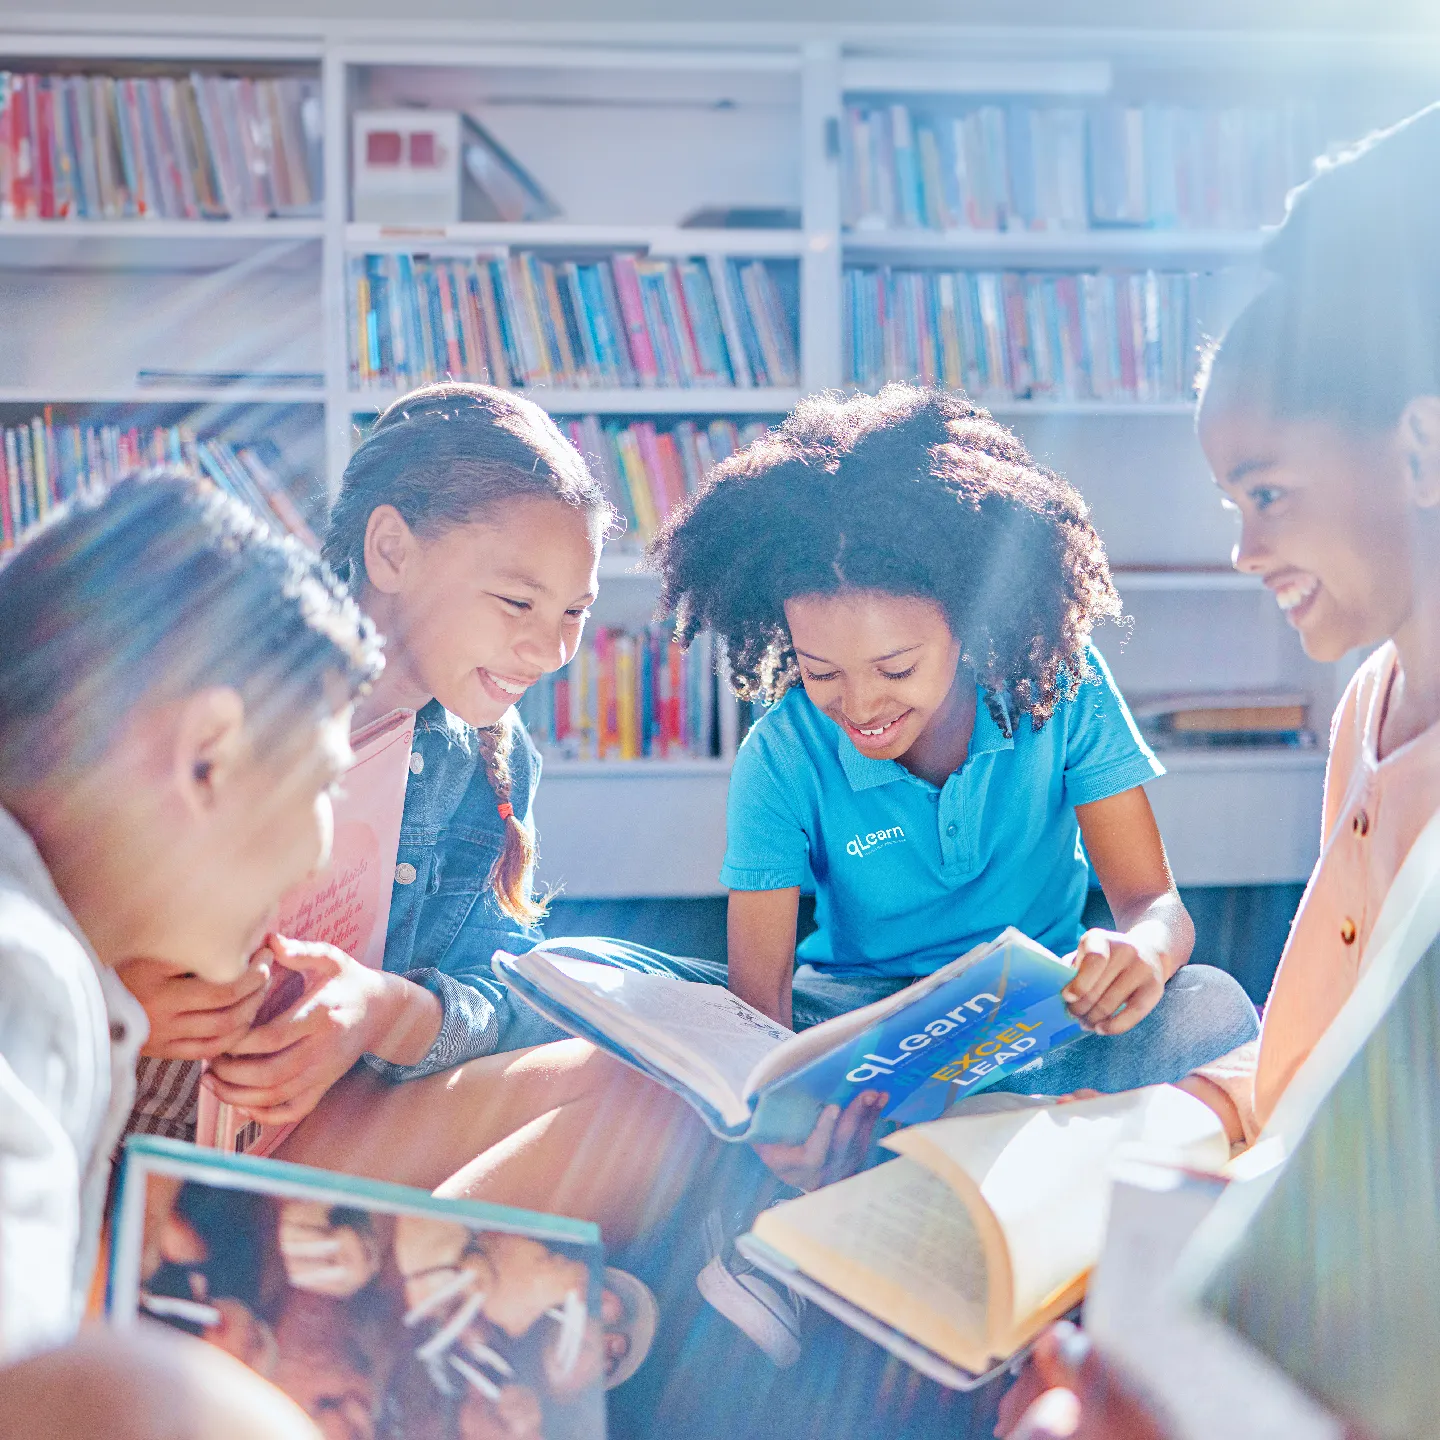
left=493, top=927, right=1083, bottom=1144
left=110, top=1136, right=619, bottom=1438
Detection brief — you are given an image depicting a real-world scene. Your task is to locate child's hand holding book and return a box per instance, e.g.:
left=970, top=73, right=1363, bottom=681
left=753, top=1090, right=889, bottom=1191
left=120, top=950, right=274, bottom=1061
left=202, top=934, right=442, bottom=1127
left=1061, top=929, right=1169, bottom=1036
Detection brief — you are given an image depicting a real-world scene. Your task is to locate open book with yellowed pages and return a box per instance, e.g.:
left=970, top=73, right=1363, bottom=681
left=737, top=1085, right=1229, bottom=1387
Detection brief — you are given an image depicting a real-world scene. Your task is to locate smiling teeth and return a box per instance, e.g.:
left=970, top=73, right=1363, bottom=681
left=489, top=674, right=527, bottom=696
left=857, top=720, right=897, bottom=736
left=1275, top=578, right=1319, bottom=613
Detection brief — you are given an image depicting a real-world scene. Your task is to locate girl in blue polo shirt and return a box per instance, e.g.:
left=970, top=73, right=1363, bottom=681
left=650, top=384, right=1257, bottom=1104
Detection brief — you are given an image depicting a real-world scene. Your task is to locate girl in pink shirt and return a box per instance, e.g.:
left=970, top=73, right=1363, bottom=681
left=1174, top=105, right=1440, bottom=1147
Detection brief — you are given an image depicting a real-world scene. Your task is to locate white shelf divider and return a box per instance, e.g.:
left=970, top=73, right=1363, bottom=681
left=344, top=222, right=808, bottom=256
left=346, top=387, right=804, bottom=415
left=840, top=228, right=1266, bottom=264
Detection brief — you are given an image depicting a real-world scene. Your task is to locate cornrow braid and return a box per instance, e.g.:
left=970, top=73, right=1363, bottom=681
left=475, top=716, right=546, bottom=926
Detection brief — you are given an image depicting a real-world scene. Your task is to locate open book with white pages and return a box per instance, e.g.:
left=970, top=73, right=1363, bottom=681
left=737, top=1085, right=1228, bottom=1386
left=493, top=928, right=1082, bottom=1144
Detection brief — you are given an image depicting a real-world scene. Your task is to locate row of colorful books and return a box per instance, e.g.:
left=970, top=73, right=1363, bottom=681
left=0, top=69, right=322, bottom=221
left=0, top=413, right=317, bottom=550
left=347, top=251, right=800, bottom=393
left=844, top=265, right=1202, bottom=404
left=841, top=100, right=1317, bottom=233
left=561, top=415, right=767, bottom=545
left=519, top=626, right=728, bottom=762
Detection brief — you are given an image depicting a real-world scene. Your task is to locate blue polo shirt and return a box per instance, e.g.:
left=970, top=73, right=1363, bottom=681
left=720, top=646, right=1162, bottom=977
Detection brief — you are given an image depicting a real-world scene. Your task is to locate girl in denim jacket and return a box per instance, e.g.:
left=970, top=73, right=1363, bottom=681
left=129, top=384, right=715, bottom=1250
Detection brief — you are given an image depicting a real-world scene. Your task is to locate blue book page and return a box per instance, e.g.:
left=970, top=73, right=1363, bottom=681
left=746, top=934, right=1080, bottom=1145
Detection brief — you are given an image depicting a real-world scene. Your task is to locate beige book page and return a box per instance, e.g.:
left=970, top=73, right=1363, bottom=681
left=888, top=1086, right=1228, bottom=1343
left=752, top=1157, right=996, bottom=1372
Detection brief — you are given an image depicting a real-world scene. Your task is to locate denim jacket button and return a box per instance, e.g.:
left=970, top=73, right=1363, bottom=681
left=409, top=751, right=425, bottom=775
left=395, top=862, right=418, bottom=885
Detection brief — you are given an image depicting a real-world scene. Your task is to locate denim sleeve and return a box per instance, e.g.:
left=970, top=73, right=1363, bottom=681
left=364, top=724, right=545, bottom=1082
left=1062, top=644, right=1165, bottom=810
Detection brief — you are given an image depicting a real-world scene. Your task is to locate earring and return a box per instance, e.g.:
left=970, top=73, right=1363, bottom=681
left=193, top=759, right=213, bottom=783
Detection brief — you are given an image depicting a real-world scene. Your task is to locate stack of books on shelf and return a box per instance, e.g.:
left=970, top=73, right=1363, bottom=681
left=347, top=251, right=799, bottom=393
left=561, top=415, right=766, bottom=545
left=841, top=99, right=1317, bottom=233
left=1129, top=690, right=1315, bottom=751
left=845, top=265, right=1199, bottom=403
left=519, top=625, right=727, bottom=763
left=0, top=70, right=322, bottom=221
left=0, top=412, right=317, bottom=550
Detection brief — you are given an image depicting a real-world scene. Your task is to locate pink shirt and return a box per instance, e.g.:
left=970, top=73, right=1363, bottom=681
left=1196, top=643, right=1440, bottom=1143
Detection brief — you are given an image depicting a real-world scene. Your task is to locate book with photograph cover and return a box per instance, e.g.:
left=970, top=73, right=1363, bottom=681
left=110, top=1136, right=615, bottom=1439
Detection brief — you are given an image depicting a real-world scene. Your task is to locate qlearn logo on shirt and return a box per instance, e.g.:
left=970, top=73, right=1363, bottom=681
left=846, top=825, right=906, bottom=858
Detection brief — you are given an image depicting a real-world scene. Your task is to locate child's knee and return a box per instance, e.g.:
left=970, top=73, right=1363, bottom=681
left=1163, top=963, right=1260, bottom=1049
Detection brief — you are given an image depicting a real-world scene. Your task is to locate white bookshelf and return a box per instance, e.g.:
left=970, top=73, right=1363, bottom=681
left=3, top=17, right=1432, bottom=897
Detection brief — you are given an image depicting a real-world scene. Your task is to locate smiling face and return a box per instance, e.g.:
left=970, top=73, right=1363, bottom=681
left=1198, top=397, right=1417, bottom=663
left=784, top=590, right=963, bottom=762
left=365, top=495, right=600, bottom=728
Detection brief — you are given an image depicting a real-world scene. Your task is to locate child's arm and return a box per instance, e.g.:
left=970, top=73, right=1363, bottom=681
left=727, top=886, right=802, bottom=1026
left=1068, top=786, right=1195, bottom=1035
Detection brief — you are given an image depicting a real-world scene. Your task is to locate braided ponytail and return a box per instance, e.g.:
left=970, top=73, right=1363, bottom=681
left=326, top=382, right=616, bottom=926
left=475, top=715, right=546, bottom=925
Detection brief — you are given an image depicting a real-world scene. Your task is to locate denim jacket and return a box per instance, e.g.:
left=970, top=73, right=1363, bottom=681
left=365, top=699, right=545, bottom=1082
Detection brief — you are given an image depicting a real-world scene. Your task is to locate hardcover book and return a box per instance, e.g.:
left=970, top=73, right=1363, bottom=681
left=738, top=1086, right=1228, bottom=1385
left=195, top=706, right=416, bottom=1155
left=493, top=927, right=1082, bottom=1144
left=110, top=1136, right=606, bottom=1440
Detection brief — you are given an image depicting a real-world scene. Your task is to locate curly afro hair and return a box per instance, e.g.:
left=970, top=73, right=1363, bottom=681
left=647, top=384, right=1122, bottom=733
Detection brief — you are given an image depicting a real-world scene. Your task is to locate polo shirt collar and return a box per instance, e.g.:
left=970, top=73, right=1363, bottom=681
left=834, top=686, right=1015, bottom=792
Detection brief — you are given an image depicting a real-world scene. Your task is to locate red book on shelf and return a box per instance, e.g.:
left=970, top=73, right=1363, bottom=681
left=13, top=75, right=37, bottom=219
left=434, top=263, right=465, bottom=377
left=553, top=675, right=571, bottom=745
left=595, top=629, right=617, bottom=759
left=34, top=79, right=56, bottom=220
left=669, top=638, right=686, bottom=756
left=0, top=434, right=12, bottom=549
left=611, top=253, right=660, bottom=385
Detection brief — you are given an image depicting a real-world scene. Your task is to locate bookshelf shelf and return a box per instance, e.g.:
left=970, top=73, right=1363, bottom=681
left=0, top=386, right=324, bottom=407
left=0, top=220, right=325, bottom=241
left=345, top=222, right=809, bottom=258
left=540, top=758, right=732, bottom=777
left=1111, top=568, right=1260, bottom=593
left=840, top=229, right=1267, bottom=264
left=1154, top=748, right=1326, bottom=775
left=346, top=388, right=803, bottom=416
left=984, top=400, right=1196, bottom=417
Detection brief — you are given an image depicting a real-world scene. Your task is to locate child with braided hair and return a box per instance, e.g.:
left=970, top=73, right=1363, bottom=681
left=124, top=382, right=721, bottom=1249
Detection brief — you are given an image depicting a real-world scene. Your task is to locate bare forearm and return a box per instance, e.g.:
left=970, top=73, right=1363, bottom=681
left=1110, top=890, right=1194, bottom=981
left=366, top=972, right=444, bottom=1066
left=729, top=959, right=793, bottom=1028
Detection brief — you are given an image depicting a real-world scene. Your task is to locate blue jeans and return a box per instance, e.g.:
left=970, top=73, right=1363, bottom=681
left=523, top=940, right=1257, bottom=1095
left=790, top=961, right=1258, bottom=1095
